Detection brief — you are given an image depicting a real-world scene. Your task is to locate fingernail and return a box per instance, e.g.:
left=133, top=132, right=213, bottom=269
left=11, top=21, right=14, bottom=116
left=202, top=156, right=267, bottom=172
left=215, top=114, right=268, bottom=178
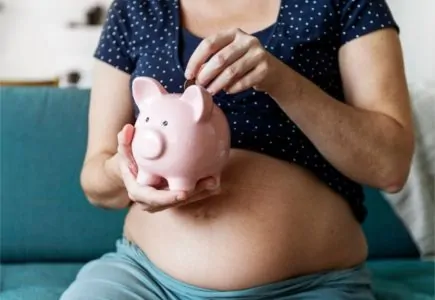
left=185, top=70, right=192, bottom=80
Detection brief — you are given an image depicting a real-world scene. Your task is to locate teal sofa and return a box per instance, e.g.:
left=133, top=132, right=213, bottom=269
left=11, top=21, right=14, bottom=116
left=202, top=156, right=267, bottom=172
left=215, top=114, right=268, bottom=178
left=1, top=87, right=434, bottom=300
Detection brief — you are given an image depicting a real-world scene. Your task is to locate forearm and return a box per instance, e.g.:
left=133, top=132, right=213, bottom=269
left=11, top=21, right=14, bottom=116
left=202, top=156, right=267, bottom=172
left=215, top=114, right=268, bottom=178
left=80, top=153, right=131, bottom=209
left=268, top=67, right=413, bottom=192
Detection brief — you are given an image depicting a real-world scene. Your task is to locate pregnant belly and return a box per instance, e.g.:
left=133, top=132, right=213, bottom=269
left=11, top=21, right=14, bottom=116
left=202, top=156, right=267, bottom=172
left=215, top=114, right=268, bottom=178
left=124, top=149, right=368, bottom=290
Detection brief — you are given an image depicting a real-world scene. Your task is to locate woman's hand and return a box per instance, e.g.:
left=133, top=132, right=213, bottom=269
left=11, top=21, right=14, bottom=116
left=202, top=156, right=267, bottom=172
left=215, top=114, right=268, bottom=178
left=116, top=124, right=221, bottom=213
left=185, top=28, right=284, bottom=95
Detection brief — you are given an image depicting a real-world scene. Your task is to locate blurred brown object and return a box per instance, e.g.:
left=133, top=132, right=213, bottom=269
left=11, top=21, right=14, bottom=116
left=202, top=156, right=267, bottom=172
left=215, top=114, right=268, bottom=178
left=0, top=78, right=60, bottom=87
left=66, top=71, right=81, bottom=85
left=86, top=5, right=105, bottom=25
left=68, top=4, right=106, bottom=28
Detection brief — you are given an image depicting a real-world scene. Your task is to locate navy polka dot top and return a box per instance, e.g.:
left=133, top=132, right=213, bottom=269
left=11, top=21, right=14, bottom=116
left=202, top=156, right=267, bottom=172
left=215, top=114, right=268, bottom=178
left=94, top=0, right=399, bottom=222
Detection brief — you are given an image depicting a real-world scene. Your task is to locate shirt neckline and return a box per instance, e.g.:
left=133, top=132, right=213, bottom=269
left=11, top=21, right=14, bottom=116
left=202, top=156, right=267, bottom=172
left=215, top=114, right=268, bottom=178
left=171, top=0, right=284, bottom=79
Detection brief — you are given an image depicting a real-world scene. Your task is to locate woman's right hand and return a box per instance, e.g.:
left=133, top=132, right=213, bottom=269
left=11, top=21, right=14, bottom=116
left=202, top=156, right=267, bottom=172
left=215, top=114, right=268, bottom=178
left=116, top=124, right=221, bottom=213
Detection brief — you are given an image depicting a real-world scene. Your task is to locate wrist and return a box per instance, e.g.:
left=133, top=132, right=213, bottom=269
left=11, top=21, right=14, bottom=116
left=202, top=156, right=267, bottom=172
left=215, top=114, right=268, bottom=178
left=104, top=153, right=125, bottom=189
left=263, top=58, right=302, bottom=103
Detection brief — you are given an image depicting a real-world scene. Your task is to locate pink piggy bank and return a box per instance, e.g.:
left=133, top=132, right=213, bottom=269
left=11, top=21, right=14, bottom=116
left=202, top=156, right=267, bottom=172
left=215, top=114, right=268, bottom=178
left=130, top=76, right=231, bottom=193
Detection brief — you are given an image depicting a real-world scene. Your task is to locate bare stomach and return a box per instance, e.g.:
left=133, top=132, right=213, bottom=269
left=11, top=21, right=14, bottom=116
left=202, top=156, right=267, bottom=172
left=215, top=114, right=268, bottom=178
left=123, top=149, right=368, bottom=290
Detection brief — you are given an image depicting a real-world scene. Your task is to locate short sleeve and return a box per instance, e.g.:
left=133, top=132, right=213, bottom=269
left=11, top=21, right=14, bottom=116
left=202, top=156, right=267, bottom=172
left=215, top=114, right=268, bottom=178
left=338, top=0, right=400, bottom=46
left=94, top=0, right=134, bottom=74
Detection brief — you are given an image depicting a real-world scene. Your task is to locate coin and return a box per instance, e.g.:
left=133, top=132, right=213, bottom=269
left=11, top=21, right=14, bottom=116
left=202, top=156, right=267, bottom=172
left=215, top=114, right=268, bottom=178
left=183, top=78, right=196, bottom=90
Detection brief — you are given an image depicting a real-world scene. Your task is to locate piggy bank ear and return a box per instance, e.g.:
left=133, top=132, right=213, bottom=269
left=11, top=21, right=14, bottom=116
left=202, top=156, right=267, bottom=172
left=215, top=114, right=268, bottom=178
left=180, top=85, right=214, bottom=123
left=132, top=77, right=167, bottom=106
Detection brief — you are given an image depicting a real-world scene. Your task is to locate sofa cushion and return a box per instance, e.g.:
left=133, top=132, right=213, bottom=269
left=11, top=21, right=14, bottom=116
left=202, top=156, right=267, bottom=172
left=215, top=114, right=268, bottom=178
left=368, top=260, right=435, bottom=299
left=0, top=288, right=66, bottom=300
left=362, top=188, right=419, bottom=259
left=0, top=87, right=419, bottom=263
left=1, top=260, right=433, bottom=300
left=0, top=87, right=127, bottom=263
left=0, top=263, right=84, bottom=299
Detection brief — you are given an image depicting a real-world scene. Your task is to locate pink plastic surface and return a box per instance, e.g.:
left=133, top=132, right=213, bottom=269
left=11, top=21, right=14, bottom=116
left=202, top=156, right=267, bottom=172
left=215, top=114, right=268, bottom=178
left=131, top=76, right=231, bottom=192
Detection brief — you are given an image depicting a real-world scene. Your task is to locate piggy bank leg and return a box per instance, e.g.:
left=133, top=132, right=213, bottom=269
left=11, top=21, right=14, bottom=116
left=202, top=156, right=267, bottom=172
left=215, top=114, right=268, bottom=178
left=166, top=178, right=197, bottom=193
left=137, top=170, right=160, bottom=186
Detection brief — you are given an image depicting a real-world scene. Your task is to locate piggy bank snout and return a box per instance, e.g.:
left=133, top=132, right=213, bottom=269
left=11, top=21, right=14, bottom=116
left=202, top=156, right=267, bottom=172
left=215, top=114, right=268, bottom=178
left=137, top=129, right=165, bottom=159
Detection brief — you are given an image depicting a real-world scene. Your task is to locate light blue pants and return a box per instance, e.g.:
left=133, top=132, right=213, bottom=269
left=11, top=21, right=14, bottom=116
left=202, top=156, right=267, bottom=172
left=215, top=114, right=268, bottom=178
left=60, top=237, right=375, bottom=300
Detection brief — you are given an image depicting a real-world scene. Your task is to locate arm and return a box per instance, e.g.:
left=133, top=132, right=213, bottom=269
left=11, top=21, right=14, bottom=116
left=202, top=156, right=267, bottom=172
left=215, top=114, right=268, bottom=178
left=81, top=0, right=218, bottom=211
left=186, top=26, right=414, bottom=192
left=184, top=1, right=413, bottom=192
left=80, top=61, right=134, bottom=209
left=268, top=28, right=414, bottom=192
left=79, top=0, right=136, bottom=209
left=80, top=61, right=217, bottom=211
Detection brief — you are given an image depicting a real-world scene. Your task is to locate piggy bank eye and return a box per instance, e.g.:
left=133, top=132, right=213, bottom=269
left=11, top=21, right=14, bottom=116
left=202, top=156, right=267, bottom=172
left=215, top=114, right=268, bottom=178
left=162, top=120, right=168, bottom=127
left=145, top=117, right=150, bottom=122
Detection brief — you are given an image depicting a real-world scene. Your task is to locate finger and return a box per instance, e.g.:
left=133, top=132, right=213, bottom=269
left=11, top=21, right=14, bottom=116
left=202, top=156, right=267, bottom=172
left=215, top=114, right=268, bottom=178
left=206, top=51, right=259, bottom=95
left=119, top=156, right=175, bottom=208
left=117, top=125, right=138, bottom=173
left=146, top=201, right=179, bottom=213
left=117, top=124, right=134, bottom=147
left=146, top=184, right=222, bottom=212
left=185, top=29, right=238, bottom=80
left=117, top=126, right=133, bottom=158
left=124, top=124, right=135, bottom=145
left=127, top=180, right=187, bottom=208
left=120, top=161, right=140, bottom=191
left=226, top=62, right=268, bottom=94
left=196, top=42, right=248, bottom=87
left=180, top=187, right=222, bottom=206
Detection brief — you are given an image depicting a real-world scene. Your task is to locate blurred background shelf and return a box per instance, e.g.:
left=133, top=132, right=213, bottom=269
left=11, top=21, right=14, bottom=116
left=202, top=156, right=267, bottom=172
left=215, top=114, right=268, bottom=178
left=0, top=0, right=433, bottom=88
left=0, top=0, right=110, bottom=88
left=0, top=78, right=60, bottom=87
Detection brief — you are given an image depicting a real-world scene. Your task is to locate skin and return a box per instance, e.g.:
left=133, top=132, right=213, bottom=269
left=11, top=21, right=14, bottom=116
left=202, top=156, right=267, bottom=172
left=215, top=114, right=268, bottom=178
left=186, top=27, right=414, bottom=192
left=81, top=70, right=219, bottom=212
left=80, top=0, right=414, bottom=291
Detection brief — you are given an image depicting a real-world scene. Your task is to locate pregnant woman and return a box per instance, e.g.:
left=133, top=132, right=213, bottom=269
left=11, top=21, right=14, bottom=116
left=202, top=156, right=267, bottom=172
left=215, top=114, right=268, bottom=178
left=61, top=0, right=414, bottom=299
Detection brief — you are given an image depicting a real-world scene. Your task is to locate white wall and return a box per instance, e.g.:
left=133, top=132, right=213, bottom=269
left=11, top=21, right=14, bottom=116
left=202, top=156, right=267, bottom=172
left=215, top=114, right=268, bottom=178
left=0, top=0, right=433, bottom=87
left=0, top=0, right=112, bottom=87
left=387, top=0, right=435, bottom=84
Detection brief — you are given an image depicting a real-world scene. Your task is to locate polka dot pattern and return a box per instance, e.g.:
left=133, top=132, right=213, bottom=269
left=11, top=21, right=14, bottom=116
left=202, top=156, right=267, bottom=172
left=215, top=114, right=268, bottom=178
left=94, top=0, right=399, bottom=222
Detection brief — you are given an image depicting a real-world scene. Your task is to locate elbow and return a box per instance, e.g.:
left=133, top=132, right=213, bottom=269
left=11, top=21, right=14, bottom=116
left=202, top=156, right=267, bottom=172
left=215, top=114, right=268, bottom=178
left=81, top=182, right=124, bottom=210
left=377, top=138, right=414, bottom=194
left=381, top=179, right=407, bottom=194
left=79, top=166, right=106, bottom=208
left=376, top=166, right=410, bottom=194
left=79, top=167, right=101, bottom=206
left=80, top=165, right=129, bottom=210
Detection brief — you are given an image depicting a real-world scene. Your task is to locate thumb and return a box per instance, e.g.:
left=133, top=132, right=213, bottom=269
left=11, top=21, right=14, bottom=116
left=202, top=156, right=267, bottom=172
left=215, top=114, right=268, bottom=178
left=117, top=124, right=138, bottom=175
left=117, top=124, right=134, bottom=146
left=124, top=124, right=135, bottom=145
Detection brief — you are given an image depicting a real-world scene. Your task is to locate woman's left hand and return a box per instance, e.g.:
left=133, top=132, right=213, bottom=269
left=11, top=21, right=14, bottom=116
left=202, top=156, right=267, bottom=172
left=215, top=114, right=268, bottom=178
left=185, top=28, right=283, bottom=95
